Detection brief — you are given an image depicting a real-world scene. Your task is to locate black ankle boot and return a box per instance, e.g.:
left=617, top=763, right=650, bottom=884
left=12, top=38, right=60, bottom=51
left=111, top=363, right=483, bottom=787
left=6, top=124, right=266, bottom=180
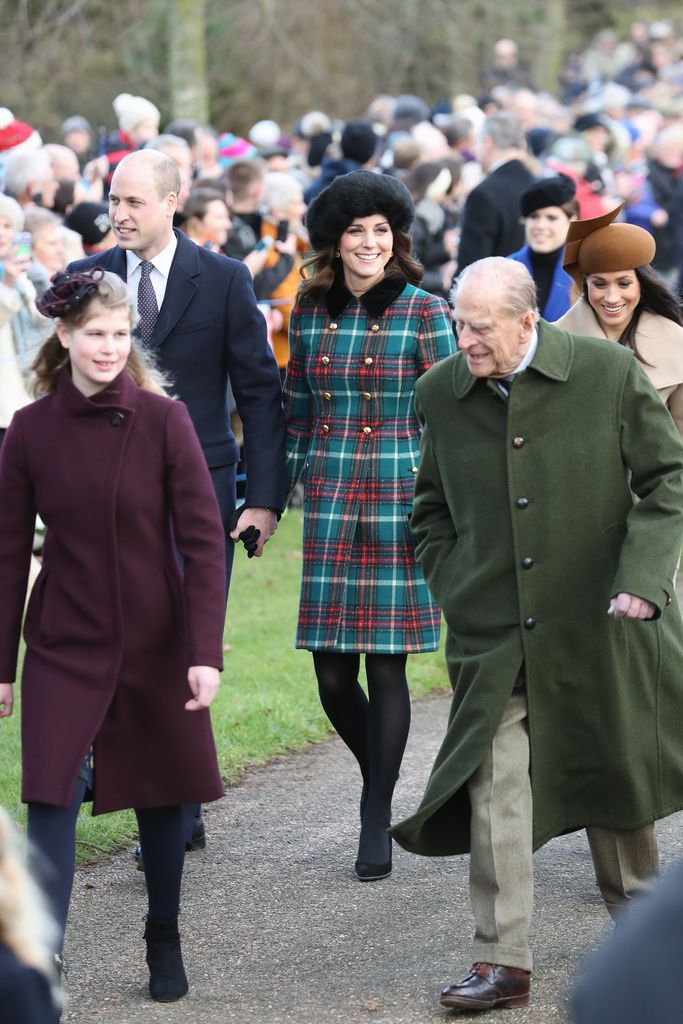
left=143, top=917, right=188, bottom=1002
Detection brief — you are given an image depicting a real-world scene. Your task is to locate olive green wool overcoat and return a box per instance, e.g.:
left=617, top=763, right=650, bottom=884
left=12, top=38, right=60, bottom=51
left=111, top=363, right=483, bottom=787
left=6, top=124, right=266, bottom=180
left=392, top=320, right=683, bottom=857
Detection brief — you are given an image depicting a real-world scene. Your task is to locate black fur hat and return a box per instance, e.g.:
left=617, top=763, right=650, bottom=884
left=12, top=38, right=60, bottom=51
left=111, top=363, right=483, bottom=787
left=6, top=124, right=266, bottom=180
left=306, top=170, right=415, bottom=252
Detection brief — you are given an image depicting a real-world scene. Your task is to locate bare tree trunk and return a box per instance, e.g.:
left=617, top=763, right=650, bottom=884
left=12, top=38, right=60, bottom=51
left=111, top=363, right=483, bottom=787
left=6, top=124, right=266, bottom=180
left=168, top=0, right=209, bottom=124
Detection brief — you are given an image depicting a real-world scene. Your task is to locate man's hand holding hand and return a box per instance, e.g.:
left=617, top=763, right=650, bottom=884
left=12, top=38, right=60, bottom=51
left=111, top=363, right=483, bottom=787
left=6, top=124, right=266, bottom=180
left=229, top=507, right=278, bottom=557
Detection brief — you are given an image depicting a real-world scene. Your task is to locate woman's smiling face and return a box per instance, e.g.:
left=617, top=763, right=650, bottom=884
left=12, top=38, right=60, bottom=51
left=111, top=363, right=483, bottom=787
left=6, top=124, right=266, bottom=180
left=586, top=269, right=641, bottom=338
left=338, top=215, right=393, bottom=295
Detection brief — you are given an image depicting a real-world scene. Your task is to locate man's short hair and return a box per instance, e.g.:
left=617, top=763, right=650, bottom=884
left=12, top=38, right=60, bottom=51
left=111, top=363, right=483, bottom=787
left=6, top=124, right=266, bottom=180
left=3, top=148, right=51, bottom=198
left=145, top=134, right=191, bottom=157
left=482, top=111, right=525, bottom=151
left=262, top=172, right=301, bottom=215
left=227, top=158, right=266, bottom=202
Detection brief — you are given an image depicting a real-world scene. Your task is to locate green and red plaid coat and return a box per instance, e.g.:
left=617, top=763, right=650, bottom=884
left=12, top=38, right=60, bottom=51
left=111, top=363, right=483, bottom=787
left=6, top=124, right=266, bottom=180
left=283, top=275, right=455, bottom=652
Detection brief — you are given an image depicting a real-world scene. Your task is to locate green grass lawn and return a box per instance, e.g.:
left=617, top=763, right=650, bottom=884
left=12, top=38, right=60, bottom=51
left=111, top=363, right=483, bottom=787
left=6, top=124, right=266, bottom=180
left=0, top=510, right=449, bottom=861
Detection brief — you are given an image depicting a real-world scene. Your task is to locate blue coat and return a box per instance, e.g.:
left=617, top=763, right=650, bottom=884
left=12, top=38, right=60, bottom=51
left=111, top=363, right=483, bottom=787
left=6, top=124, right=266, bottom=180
left=0, top=944, right=59, bottom=1023
left=507, top=244, right=573, bottom=321
left=68, top=231, right=285, bottom=529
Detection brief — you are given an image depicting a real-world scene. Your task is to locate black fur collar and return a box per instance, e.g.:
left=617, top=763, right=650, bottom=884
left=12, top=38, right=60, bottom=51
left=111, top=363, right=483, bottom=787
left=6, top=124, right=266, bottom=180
left=325, top=272, right=407, bottom=320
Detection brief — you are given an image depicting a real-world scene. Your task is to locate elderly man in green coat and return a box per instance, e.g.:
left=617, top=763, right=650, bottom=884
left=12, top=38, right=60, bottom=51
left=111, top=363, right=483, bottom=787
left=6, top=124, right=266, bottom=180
left=391, top=257, right=683, bottom=1012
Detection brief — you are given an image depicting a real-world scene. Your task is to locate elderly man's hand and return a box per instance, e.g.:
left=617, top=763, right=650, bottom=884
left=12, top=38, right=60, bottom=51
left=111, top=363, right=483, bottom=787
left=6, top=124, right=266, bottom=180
left=608, top=593, right=657, bottom=620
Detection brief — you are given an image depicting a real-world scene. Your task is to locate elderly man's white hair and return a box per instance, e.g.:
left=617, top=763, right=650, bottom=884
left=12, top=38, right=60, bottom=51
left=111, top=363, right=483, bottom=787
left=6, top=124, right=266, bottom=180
left=452, top=257, right=539, bottom=320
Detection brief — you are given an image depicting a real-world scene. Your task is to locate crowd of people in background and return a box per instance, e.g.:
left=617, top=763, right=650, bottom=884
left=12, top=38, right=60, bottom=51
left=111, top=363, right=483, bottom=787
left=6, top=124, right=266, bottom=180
left=1, top=16, right=683, bottom=425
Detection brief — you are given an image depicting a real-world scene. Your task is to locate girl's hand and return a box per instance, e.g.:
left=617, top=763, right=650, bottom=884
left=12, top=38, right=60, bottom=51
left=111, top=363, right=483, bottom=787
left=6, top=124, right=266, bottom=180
left=185, top=666, right=220, bottom=711
left=0, top=684, right=14, bottom=718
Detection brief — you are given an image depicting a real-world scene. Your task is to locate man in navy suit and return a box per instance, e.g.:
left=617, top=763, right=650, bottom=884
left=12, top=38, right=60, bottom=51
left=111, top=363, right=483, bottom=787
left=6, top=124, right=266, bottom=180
left=455, top=112, right=536, bottom=274
left=69, top=148, right=285, bottom=850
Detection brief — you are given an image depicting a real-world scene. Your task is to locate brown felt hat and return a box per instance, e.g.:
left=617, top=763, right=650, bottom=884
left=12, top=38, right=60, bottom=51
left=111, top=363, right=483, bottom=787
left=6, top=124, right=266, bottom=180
left=563, top=202, right=656, bottom=289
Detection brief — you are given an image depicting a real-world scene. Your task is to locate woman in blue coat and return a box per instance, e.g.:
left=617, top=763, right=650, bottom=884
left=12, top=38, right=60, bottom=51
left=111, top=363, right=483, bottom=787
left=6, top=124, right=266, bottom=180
left=284, top=172, right=455, bottom=881
left=508, top=175, right=578, bottom=320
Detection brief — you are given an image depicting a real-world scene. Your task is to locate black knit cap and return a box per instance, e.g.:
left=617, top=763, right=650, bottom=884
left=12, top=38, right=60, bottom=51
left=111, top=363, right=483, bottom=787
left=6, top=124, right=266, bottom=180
left=520, top=174, right=576, bottom=217
left=306, top=170, right=415, bottom=252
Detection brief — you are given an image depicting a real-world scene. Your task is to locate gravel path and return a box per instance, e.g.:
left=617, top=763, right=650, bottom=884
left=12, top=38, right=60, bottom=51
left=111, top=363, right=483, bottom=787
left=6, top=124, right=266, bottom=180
left=61, top=685, right=683, bottom=1024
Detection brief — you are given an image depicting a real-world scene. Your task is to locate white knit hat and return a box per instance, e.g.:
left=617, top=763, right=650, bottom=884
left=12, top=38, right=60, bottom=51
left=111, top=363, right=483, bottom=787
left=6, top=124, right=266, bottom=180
left=112, top=93, right=160, bottom=134
left=248, top=119, right=281, bottom=149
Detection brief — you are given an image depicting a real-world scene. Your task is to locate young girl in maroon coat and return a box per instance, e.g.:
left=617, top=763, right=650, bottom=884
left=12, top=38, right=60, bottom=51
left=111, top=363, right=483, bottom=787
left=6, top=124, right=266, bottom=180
left=0, top=269, right=226, bottom=1003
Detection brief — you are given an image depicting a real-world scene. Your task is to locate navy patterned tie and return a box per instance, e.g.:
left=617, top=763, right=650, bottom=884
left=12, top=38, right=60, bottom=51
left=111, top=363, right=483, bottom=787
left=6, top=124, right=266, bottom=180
left=137, top=260, right=158, bottom=344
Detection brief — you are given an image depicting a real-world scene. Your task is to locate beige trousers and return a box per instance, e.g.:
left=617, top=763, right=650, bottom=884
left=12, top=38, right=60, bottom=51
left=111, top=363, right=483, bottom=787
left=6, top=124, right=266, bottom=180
left=467, top=690, right=658, bottom=972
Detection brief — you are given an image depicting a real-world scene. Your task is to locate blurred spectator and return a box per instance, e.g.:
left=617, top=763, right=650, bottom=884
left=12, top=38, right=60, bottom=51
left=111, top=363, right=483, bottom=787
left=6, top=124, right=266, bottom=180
left=455, top=111, right=535, bottom=273
left=63, top=201, right=115, bottom=254
left=304, top=121, right=377, bottom=203
left=574, top=860, right=683, bottom=1024
left=60, top=114, right=94, bottom=169
left=164, top=118, right=201, bottom=166
left=24, top=209, right=66, bottom=279
left=480, top=38, right=535, bottom=92
left=544, top=135, right=607, bottom=218
left=0, top=109, right=42, bottom=191
left=183, top=187, right=232, bottom=252
left=258, top=171, right=307, bottom=374
left=3, top=149, right=58, bottom=212
left=195, top=127, right=223, bottom=179
left=0, top=808, right=60, bottom=1023
left=145, top=134, right=193, bottom=214
left=625, top=126, right=683, bottom=284
left=101, top=92, right=160, bottom=193
left=404, top=160, right=461, bottom=297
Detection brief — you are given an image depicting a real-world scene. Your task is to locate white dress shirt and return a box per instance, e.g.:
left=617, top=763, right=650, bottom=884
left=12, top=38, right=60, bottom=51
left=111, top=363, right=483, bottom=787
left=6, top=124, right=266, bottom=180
left=125, top=234, right=178, bottom=315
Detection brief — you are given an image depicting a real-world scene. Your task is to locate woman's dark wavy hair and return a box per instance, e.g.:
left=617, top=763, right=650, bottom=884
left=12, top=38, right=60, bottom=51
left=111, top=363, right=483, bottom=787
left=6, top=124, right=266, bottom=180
left=583, top=262, right=683, bottom=363
left=298, top=230, right=423, bottom=303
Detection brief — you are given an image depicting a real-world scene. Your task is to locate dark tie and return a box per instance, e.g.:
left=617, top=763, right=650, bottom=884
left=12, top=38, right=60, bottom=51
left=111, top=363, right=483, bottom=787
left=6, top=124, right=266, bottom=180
left=137, top=260, right=158, bottom=344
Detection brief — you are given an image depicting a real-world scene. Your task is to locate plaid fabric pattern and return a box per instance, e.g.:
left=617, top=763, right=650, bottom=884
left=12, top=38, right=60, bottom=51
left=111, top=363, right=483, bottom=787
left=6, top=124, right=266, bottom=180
left=284, top=282, right=455, bottom=652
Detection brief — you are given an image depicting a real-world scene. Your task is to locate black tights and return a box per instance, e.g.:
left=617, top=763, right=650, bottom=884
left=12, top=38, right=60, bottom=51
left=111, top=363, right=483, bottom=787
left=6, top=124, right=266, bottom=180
left=28, top=782, right=185, bottom=954
left=313, top=651, right=410, bottom=864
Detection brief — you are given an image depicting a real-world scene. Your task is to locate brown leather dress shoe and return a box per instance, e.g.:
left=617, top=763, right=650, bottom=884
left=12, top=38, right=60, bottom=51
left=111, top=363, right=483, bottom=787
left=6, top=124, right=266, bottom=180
left=440, top=962, right=531, bottom=1010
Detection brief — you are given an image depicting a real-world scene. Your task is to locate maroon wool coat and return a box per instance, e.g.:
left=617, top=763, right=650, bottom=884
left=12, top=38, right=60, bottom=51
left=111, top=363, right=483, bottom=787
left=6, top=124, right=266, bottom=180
left=0, top=370, right=226, bottom=813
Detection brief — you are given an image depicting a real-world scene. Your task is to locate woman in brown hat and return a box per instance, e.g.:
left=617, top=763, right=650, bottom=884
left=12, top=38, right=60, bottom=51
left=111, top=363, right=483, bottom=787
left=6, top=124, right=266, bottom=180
left=556, top=202, right=683, bottom=434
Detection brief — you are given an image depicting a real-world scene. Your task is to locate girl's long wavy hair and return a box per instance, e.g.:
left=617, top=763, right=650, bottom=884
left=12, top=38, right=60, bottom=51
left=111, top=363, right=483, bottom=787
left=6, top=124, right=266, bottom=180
left=0, top=808, right=61, bottom=1002
left=297, top=228, right=423, bottom=304
left=31, top=270, right=169, bottom=397
left=583, top=263, right=683, bottom=364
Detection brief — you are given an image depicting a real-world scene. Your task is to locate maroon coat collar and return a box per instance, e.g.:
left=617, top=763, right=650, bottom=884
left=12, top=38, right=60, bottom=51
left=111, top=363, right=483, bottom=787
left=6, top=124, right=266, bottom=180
left=54, top=368, right=139, bottom=416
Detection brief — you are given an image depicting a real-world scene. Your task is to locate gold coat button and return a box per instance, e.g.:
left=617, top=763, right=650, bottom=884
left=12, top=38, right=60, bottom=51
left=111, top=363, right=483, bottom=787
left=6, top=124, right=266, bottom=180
left=362, top=426, right=372, bottom=435
left=370, top=323, right=380, bottom=333
left=364, top=357, right=373, bottom=366
left=321, top=355, right=330, bottom=365
left=361, top=392, right=372, bottom=401
left=323, top=391, right=332, bottom=400
left=322, top=424, right=330, bottom=433
left=329, top=322, right=338, bottom=331
left=411, top=466, right=418, bottom=474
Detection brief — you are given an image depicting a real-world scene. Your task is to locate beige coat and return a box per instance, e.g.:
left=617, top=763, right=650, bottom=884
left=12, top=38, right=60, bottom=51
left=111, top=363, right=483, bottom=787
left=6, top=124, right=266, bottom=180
left=556, top=298, right=683, bottom=436
left=0, top=281, right=31, bottom=429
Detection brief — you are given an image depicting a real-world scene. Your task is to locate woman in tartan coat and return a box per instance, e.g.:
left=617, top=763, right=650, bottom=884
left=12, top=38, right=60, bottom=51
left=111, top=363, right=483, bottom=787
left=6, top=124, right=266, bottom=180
left=284, top=172, right=455, bottom=880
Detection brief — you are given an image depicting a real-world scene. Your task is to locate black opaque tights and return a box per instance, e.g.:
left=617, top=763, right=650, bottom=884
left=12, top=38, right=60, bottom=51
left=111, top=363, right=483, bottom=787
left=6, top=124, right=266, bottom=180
left=313, top=651, right=410, bottom=864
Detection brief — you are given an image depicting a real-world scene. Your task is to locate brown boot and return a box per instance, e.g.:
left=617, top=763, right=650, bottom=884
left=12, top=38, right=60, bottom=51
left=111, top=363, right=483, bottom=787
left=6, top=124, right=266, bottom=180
left=440, top=962, right=531, bottom=1010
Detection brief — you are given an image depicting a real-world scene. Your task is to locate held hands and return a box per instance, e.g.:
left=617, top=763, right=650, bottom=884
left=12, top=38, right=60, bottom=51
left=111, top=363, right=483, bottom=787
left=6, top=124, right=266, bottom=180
left=0, top=684, right=14, bottom=718
left=229, top=507, right=278, bottom=558
left=608, top=593, right=657, bottom=620
left=185, top=666, right=220, bottom=711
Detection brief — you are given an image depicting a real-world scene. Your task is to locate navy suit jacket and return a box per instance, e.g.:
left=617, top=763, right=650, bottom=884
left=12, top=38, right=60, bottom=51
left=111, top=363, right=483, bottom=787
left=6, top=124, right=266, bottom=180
left=456, top=159, right=537, bottom=273
left=68, top=230, right=285, bottom=517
